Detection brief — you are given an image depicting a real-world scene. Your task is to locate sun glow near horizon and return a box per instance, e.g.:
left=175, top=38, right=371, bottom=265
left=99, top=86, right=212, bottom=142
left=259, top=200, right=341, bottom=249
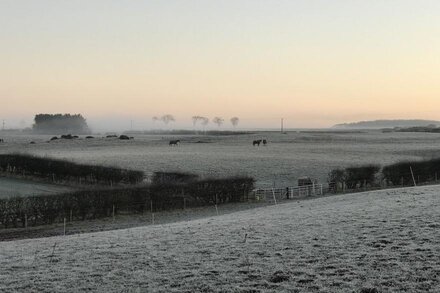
left=1, top=0, right=440, bottom=129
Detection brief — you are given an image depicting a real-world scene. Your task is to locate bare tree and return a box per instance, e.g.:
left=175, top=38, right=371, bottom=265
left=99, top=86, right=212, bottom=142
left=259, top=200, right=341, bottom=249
left=192, top=116, right=204, bottom=127
left=160, top=114, right=175, bottom=125
left=201, top=117, right=209, bottom=127
left=230, top=117, right=239, bottom=128
left=212, top=117, right=224, bottom=127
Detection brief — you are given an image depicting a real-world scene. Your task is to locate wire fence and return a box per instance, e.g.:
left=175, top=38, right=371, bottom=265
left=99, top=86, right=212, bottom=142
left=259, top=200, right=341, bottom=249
left=2, top=168, right=440, bottom=235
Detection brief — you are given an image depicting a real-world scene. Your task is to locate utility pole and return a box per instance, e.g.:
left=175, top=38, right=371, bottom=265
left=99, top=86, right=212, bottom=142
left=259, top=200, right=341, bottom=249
left=281, top=118, right=284, bottom=133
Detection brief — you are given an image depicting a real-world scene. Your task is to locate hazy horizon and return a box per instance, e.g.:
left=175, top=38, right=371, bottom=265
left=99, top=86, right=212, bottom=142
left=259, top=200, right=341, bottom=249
left=2, top=1, right=440, bottom=129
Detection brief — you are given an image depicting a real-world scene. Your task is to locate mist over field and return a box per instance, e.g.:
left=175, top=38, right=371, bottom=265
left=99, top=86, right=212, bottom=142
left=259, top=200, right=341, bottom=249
left=2, top=0, right=440, bottom=292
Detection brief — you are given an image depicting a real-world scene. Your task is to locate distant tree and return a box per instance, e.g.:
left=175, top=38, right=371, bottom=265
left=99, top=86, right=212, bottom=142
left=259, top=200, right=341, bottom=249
left=160, top=114, right=175, bottom=125
left=230, top=117, right=239, bottom=128
left=200, top=117, right=209, bottom=127
left=212, top=117, right=224, bottom=127
left=192, top=116, right=204, bottom=127
left=152, top=116, right=159, bottom=123
left=32, top=113, right=90, bottom=134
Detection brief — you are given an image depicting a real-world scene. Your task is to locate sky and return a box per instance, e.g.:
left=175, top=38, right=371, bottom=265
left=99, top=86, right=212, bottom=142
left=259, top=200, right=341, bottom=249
left=1, top=0, right=440, bottom=130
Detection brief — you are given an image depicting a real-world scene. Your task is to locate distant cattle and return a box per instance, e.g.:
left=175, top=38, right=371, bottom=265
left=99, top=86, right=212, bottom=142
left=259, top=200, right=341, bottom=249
left=106, top=135, right=118, bottom=138
left=253, top=139, right=262, bottom=146
left=86, top=136, right=94, bottom=139
left=119, top=135, right=130, bottom=140
left=30, top=141, right=36, bottom=144
left=263, top=139, right=267, bottom=146
left=0, top=138, right=4, bottom=143
left=50, top=136, right=58, bottom=141
left=169, top=139, right=180, bottom=146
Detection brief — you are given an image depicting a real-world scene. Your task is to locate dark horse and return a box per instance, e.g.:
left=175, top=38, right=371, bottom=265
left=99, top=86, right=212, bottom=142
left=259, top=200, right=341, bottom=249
left=263, top=139, right=267, bottom=146
left=169, top=139, right=180, bottom=146
left=253, top=139, right=262, bottom=146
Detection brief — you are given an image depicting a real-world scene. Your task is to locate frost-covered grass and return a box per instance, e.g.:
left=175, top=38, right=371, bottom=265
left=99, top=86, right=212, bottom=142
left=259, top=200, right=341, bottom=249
left=1, top=185, right=440, bottom=292
left=1, top=131, right=440, bottom=187
left=0, top=177, right=73, bottom=198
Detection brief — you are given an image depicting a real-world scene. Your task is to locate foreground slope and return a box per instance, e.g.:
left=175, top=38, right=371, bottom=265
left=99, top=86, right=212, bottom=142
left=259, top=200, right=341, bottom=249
left=1, top=186, right=440, bottom=292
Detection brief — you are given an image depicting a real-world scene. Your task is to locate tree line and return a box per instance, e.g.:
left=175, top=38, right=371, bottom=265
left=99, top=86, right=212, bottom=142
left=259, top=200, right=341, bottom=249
left=152, top=114, right=240, bottom=128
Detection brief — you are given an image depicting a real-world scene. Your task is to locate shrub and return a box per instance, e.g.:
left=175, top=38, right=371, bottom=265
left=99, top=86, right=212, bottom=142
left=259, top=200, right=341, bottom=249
left=0, top=175, right=255, bottom=229
left=152, top=172, right=198, bottom=185
left=0, top=154, right=144, bottom=186
left=382, top=158, right=440, bottom=186
left=345, top=165, right=380, bottom=189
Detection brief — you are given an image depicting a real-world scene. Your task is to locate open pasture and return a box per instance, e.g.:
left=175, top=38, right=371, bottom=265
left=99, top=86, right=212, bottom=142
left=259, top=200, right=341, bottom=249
left=1, top=131, right=440, bottom=188
left=0, top=177, right=72, bottom=198
left=1, top=184, right=439, bottom=292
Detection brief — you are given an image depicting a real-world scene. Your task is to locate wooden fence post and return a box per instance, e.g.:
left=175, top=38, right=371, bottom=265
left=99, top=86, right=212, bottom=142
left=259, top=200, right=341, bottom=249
left=410, top=166, right=417, bottom=187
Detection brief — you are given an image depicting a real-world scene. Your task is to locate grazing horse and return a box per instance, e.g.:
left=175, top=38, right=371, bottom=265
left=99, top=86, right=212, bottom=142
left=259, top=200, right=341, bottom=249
left=169, top=139, right=180, bottom=146
left=253, top=139, right=262, bottom=146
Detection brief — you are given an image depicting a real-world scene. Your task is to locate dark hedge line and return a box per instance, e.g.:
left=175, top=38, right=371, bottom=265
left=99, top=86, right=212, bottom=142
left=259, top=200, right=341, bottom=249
left=328, top=158, right=440, bottom=192
left=151, top=171, right=199, bottom=185
left=328, top=165, right=380, bottom=192
left=382, top=158, right=440, bottom=186
left=0, top=176, right=255, bottom=229
left=0, top=154, right=144, bottom=185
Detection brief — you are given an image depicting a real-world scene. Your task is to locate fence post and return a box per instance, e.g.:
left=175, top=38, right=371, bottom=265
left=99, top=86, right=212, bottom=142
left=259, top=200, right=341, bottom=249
left=272, top=188, right=277, bottom=205
left=410, top=166, right=417, bottom=187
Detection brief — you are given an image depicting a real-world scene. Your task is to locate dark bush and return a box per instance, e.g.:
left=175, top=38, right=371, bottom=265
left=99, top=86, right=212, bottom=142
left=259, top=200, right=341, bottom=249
left=152, top=171, right=199, bottom=185
left=327, top=168, right=346, bottom=192
left=328, top=165, right=380, bottom=191
left=0, top=175, right=255, bottom=229
left=382, top=158, right=440, bottom=186
left=0, top=154, right=144, bottom=186
left=345, top=165, right=380, bottom=189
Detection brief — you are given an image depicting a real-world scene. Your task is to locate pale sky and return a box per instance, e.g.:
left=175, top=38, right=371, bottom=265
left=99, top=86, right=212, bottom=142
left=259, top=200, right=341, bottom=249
left=1, top=0, right=440, bottom=130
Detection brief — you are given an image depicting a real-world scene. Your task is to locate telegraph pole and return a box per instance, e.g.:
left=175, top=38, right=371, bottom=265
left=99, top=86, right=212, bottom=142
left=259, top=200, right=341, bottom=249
left=281, top=118, right=284, bottom=133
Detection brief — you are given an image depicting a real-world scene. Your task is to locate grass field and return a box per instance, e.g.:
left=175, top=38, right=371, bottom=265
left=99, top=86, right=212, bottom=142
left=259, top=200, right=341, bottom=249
left=0, top=177, right=73, bottom=198
left=1, top=185, right=439, bottom=292
left=1, top=130, right=440, bottom=188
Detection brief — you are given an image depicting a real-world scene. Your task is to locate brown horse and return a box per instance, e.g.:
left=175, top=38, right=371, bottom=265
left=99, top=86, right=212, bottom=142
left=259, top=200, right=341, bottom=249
left=169, top=139, right=180, bottom=146
left=253, top=139, right=262, bottom=146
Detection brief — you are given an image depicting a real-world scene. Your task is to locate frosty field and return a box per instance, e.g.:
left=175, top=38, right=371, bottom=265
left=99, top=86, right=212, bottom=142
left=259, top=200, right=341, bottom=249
left=0, top=177, right=72, bottom=198
left=1, top=131, right=440, bottom=188
left=1, top=185, right=440, bottom=292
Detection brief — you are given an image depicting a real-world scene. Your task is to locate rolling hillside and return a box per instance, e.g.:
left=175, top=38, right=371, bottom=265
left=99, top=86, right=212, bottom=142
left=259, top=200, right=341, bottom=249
left=1, top=185, right=440, bottom=292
